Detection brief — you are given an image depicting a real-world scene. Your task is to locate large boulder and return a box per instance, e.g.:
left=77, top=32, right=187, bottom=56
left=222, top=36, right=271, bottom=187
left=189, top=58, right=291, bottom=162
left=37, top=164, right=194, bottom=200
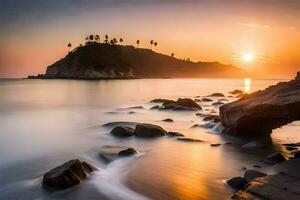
left=42, top=159, right=96, bottom=190
left=220, top=71, right=300, bottom=136
left=110, top=126, right=134, bottom=137
left=134, top=123, right=167, bottom=137
left=226, top=177, right=247, bottom=190
left=243, top=170, right=267, bottom=182
left=162, top=98, right=201, bottom=111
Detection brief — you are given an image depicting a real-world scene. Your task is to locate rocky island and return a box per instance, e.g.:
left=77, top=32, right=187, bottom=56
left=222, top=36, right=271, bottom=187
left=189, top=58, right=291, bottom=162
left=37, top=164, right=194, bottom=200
left=28, top=42, right=244, bottom=79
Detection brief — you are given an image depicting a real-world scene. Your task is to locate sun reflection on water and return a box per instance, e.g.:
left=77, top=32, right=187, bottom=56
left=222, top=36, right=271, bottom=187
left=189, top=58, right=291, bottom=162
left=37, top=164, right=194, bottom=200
left=244, top=78, right=252, bottom=93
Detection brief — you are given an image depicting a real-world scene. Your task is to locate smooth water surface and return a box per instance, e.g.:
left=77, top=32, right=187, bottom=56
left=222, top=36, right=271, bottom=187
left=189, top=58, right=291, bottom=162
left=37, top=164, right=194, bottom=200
left=0, top=78, right=298, bottom=200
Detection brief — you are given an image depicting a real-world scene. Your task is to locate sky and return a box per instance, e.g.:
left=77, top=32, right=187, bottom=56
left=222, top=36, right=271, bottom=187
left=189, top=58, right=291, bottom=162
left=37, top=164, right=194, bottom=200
left=1, top=0, right=300, bottom=78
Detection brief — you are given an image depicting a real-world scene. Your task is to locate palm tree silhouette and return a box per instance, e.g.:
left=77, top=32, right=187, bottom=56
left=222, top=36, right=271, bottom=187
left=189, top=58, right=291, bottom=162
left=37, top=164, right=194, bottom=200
left=150, top=40, right=154, bottom=50
left=113, top=38, right=117, bottom=45
left=89, top=35, right=94, bottom=41
left=171, top=53, right=174, bottom=57
left=105, top=35, right=109, bottom=44
left=136, top=40, right=140, bottom=48
left=95, top=35, right=100, bottom=43
left=154, top=42, right=157, bottom=48
left=67, top=43, right=72, bottom=52
left=119, top=38, right=123, bottom=44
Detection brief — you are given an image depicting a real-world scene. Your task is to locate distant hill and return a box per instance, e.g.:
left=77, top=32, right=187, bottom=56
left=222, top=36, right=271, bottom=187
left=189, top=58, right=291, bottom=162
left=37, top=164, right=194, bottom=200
left=30, top=43, right=245, bottom=79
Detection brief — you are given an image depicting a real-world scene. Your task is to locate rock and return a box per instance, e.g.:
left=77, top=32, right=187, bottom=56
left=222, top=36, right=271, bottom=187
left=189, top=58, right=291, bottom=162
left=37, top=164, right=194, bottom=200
left=283, top=142, right=300, bottom=147
left=195, top=113, right=206, bottom=117
left=212, top=102, right=224, bottom=106
left=218, top=98, right=229, bottom=102
left=208, top=93, right=225, bottom=97
left=99, top=146, right=135, bottom=162
left=194, top=99, right=201, bottom=102
left=203, top=115, right=220, bottom=123
left=262, top=152, right=286, bottom=165
left=177, top=137, right=204, bottom=142
left=134, top=123, right=167, bottom=137
left=201, top=97, right=213, bottom=102
left=110, top=126, right=135, bottom=137
left=150, top=105, right=160, bottom=110
left=162, top=98, right=202, bottom=111
left=243, top=170, right=267, bottom=182
left=253, top=165, right=262, bottom=168
left=226, top=177, right=247, bottom=190
left=220, top=71, right=300, bottom=136
left=232, top=173, right=300, bottom=200
left=42, top=159, right=96, bottom=190
left=167, top=132, right=185, bottom=137
left=162, top=118, right=174, bottom=122
left=210, top=143, right=221, bottom=147
left=242, top=141, right=266, bottom=149
left=199, top=122, right=216, bottom=129
left=118, top=148, right=138, bottom=157
left=149, top=98, right=174, bottom=104
left=229, top=89, right=244, bottom=95
left=286, top=146, right=298, bottom=151
left=122, top=106, right=144, bottom=109
left=102, top=121, right=140, bottom=128
left=128, top=111, right=136, bottom=114
left=292, top=150, right=300, bottom=158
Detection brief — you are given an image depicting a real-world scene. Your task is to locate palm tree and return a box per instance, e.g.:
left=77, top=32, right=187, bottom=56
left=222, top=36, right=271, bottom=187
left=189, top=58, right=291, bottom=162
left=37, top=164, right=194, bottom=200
left=95, top=35, right=100, bottom=43
left=89, top=35, right=94, bottom=41
left=136, top=40, right=140, bottom=48
left=154, top=42, right=157, bottom=48
left=113, top=38, right=118, bottom=45
left=150, top=40, right=154, bottom=50
left=105, top=35, right=109, bottom=44
left=67, top=43, right=72, bottom=52
left=119, top=38, right=123, bottom=44
left=171, top=53, right=174, bottom=57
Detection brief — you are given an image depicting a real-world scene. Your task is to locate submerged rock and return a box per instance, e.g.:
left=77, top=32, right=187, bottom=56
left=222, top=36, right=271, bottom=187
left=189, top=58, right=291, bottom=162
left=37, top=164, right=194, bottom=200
left=110, top=126, right=135, bottom=137
left=149, top=98, right=174, bottom=104
left=229, top=89, right=244, bottom=95
left=220, top=71, right=300, bottom=136
left=210, top=143, right=221, bottom=147
left=177, top=137, right=204, bottom=142
left=102, top=121, right=140, bottom=128
left=167, top=131, right=185, bottom=137
left=212, top=102, right=225, bottom=106
left=242, top=141, right=267, bottom=149
left=150, top=105, right=160, bottom=110
left=203, top=115, right=220, bottom=123
left=42, top=159, right=96, bottom=190
left=162, top=98, right=202, bottom=111
left=162, top=118, right=174, bottom=122
left=262, top=152, right=286, bottom=165
left=134, top=123, right=167, bottom=137
left=208, top=93, right=225, bottom=97
left=201, top=97, right=213, bottom=102
left=243, top=170, right=267, bottom=182
left=226, top=177, right=247, bottom=190
left=118, top=148, right=138, bottom=157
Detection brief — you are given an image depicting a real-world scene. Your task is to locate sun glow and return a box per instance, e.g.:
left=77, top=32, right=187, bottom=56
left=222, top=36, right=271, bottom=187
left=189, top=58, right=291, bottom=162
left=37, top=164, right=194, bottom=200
left=242, top=53, right=254, bottom=62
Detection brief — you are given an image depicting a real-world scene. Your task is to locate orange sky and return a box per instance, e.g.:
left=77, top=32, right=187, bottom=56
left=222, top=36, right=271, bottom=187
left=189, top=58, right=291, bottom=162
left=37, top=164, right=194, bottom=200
left=1, top=0, right=300, bottom=78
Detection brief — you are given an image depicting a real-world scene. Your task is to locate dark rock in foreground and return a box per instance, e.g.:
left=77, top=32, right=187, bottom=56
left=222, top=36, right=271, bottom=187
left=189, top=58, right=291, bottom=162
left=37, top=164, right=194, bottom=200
left=261, top=152, right=286, bottom=165
left=243, top=170, right=267, bottom=182
left=226, top=177, right=247, bottom=190
left=42, top=159, right=96, bottom=190
left=134, top=123, right=167, bottom=137
left=220, top=71, right=300, bottom=136
left=110, top=126, right=135, bottom=137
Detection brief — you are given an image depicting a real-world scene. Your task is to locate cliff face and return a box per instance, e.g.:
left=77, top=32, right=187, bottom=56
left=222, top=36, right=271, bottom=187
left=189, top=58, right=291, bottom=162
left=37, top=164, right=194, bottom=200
left=41, top=43, right=244, bottom=79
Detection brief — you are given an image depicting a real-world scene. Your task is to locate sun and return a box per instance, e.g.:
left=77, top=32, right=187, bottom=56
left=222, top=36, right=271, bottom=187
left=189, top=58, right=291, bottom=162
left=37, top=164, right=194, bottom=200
left=242, top=53, right=254, bottom=62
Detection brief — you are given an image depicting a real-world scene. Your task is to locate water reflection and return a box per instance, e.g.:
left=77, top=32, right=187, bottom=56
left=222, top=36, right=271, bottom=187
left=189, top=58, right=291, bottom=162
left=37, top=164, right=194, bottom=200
left=244, top=78, right=252, bottom=93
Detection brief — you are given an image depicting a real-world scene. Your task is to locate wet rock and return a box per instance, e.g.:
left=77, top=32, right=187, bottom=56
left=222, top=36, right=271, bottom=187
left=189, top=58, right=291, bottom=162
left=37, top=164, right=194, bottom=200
left=243, top=169, right=267, bottom=182
left=201, top=97, right=213, bottom=102
left=150, top=105, right=160, bottom=110
left=134, top=123, right=167, bottom=137
left=167, top=132, right=185, bottom=137
left=286, top=146, right=298, bottom=151
left=195, top=113, right=206, bottom=117
left=242, top=141, right=266, bottom=149
left=102, top=121, right=140, bottom=128
left=226, top=177, right=247, bottom=190
left=162, top=98, right=202, bottom=111
left=208, top=93, right=225, bottom=97
left=110, top=126, right=135, bottom=137
left=149, top=98, right=174, bottom=104
left=162, top=118, right=174, bottom=122
left=218, top=98, right=229, bottom=102
left=42, top=159, right=96, bottom=190
left=194, top=99, right=201, bottom=102
left=118, top=148, right=138, bottom=157
left=210, top=143, right=221, bottom=147
left=199, top=122, right=216, bottom=129
left=128, top=111, right=135, bottom=114
left=212, top=102, right=224, bottom=106
left=253, top=165, right=262, bottom=168
left=220, top=71, right=300, bottom=136
left=99, top=146, right=135, bottom=163
left=232, top=173, right=300, bottom=200
left=229, top=89, right=244, bottom=95
left=126, top=106, right=144, bottom=109
left=203, top=114, right=220, bottom=123
left=177, top=137, right=204, bottom=142
left=283, top=142, right=300, bottom=147
left=262, top=152, right=286, bottom=165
